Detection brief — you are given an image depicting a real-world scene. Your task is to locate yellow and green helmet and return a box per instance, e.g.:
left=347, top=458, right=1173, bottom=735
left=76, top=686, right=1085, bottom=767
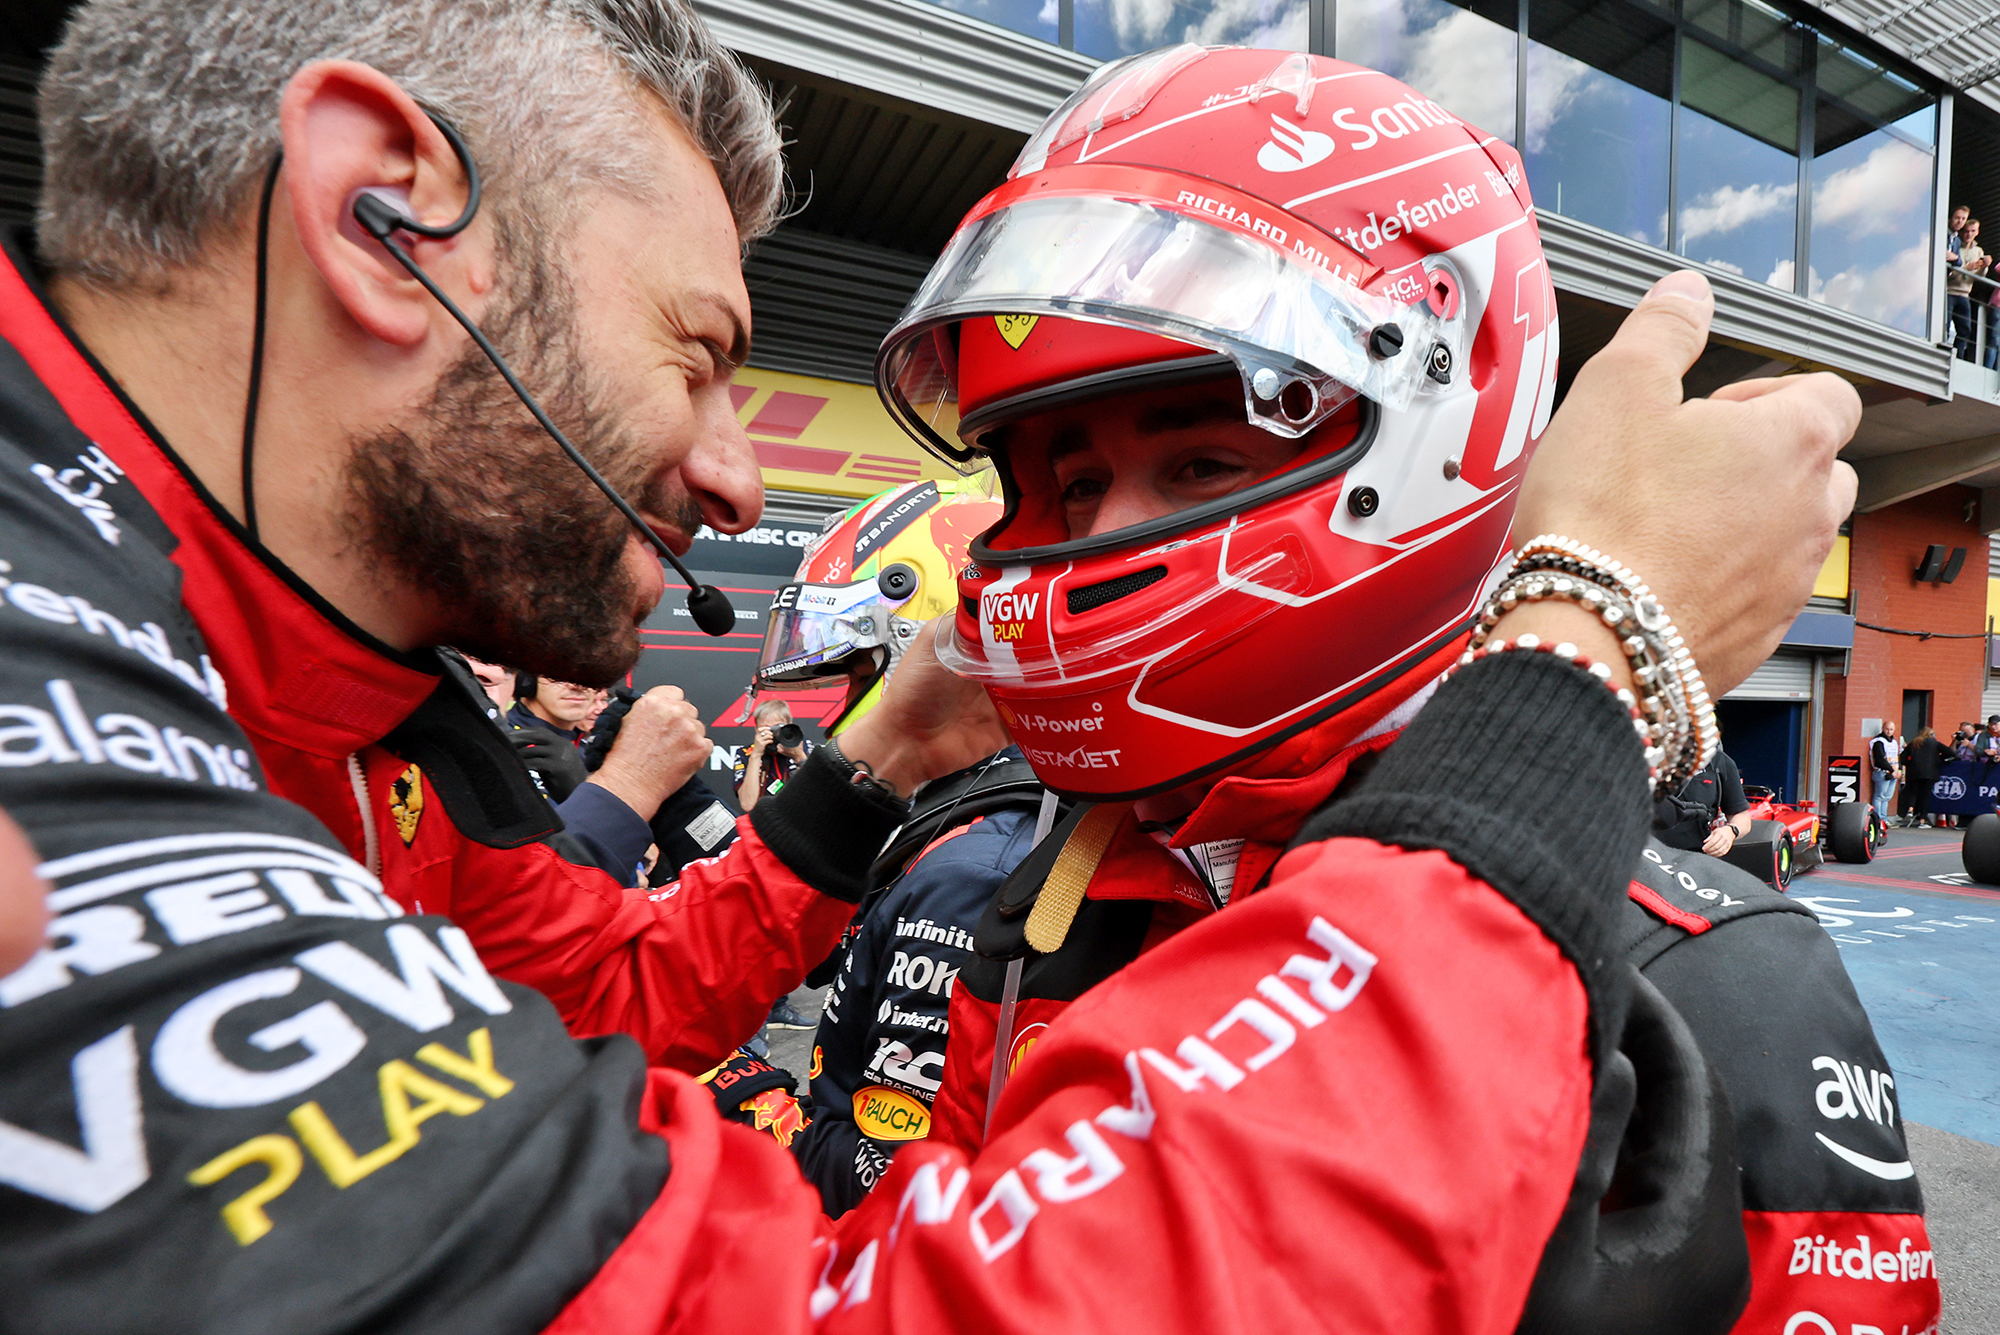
left=754, top=477, right=1002, bottom=735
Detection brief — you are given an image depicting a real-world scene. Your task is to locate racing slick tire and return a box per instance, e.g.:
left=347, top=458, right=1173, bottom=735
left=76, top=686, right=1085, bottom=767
left=1721, top=820, right=1788, bottom=887
left=1961, top=813, right=2000, bottom=885
left=1828, top=801, right=1876, bottom=864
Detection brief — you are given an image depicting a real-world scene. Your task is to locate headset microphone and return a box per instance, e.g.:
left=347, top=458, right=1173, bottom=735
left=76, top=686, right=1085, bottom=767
left=248, top=111, right=736, bottom=637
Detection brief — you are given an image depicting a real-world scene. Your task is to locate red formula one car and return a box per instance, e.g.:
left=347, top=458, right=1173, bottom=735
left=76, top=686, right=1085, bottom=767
left=1715, top=787, right=1827, bottom=888
left=1721, top=787, right=1882, bottom=888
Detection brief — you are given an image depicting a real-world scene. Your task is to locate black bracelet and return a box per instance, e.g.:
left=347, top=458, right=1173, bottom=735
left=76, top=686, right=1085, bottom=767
left=820, top=735, right=906, bottom=802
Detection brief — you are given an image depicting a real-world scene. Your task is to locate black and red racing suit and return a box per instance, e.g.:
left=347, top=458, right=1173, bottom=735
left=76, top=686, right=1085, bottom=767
left=0, top=239, right=865, bottom=1076
left=927, top=744, right=1941, bottom=1335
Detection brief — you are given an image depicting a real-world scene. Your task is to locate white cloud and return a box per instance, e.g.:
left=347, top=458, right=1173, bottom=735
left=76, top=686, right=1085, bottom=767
left=1189, top=0, right=1308, bottom=49
left=1398, top=8, right=1519, bottom=138
left=1522, top=43, right=1597, bottom=156
left=1813, top=236, right=1929, bottom=332
left=1039, top=0, right=1058, bottom=26
left=1678, top=180, right=1797, bottom=245
left=1812, top=138, right=1935, bottom=239
left=1703, top=258, right=1746, bottom=275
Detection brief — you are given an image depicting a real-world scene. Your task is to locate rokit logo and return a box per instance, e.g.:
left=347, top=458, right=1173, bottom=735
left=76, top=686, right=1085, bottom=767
left=983, top=590, right=1040, bottom=644
left=1256, top=113, right=1334, bottom=173
left=885, top=950, right=959, bottom=997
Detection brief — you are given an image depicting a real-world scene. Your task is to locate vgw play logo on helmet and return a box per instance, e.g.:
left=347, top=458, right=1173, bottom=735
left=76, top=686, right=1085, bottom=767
left=1256, top=113, right=1334, bottom=173
left=984, top=590, right=1041, bottom=643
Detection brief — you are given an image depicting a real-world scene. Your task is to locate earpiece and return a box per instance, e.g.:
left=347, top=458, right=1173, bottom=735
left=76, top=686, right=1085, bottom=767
left=330, top=111, right=735, bottom=637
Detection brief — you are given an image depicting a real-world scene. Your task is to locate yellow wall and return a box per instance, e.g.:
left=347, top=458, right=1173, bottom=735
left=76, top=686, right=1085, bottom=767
left=1988, top=574, right=2000, bottom=636
left=1813, top=535, right=1849, bottom=600
left=733, top=367, right=962, bottom=501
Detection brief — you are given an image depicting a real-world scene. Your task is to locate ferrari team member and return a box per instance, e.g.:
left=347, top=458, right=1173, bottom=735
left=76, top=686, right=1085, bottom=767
left=5, top=0, right=1013, bottom=1076
left=884, top=50, right=1934, bottom=1335
left=1, top=19, right=1859, bottom=1335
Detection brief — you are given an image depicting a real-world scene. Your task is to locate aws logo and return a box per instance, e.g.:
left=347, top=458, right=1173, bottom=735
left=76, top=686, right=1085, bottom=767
left=1257, top=113, right=1333, bottom=173
left=983, top=590, right=1041, bottom=644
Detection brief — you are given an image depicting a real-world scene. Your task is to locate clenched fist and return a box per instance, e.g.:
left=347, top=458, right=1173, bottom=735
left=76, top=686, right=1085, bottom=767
left=586, top=685, right=711, bottom=820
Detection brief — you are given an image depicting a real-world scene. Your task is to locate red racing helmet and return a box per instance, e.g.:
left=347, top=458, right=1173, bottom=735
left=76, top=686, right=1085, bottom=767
left=877, top=46, right=1559, bottom=801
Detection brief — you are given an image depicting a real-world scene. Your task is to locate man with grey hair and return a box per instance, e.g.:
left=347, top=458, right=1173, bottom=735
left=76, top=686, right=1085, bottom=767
left=16, top=0, right=1009, bottom=1077
left=0, top=2, right=1009, bottom=1321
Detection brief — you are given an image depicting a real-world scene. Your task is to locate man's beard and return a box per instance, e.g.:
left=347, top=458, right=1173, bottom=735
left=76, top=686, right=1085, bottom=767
left=343, top=237, right=700, bottom=688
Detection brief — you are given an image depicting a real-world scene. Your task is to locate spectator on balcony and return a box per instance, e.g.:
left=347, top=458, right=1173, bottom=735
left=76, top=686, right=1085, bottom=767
left=1947, top=213, right=1985, bottom=362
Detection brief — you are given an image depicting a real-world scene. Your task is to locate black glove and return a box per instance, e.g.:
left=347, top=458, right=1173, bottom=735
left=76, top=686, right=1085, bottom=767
left=509, top=727, right=587, bottom=802
left=580, top=686, right=642, bottom=772
left=698, top=1048, right=811, bottom=1149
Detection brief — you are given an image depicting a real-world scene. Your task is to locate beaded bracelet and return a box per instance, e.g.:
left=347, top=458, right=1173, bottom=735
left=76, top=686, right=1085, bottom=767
left=1509, top=536, right=1717, bottom=788
left=1445, top=635, right=1658, bottom=787
left=1466, top=537, right=1718, bottom=792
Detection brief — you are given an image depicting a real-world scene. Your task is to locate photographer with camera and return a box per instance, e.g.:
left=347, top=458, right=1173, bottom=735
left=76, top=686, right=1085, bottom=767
left=735, top=698, right=812, bottom=812
left=1653, top=746, right=1753, bottom=854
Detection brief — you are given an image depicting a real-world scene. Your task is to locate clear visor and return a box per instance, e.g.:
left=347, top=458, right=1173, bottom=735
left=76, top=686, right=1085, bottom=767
left=756, top=580, right=912, bottom=685
left=880, top=191, right=1462, bottom=470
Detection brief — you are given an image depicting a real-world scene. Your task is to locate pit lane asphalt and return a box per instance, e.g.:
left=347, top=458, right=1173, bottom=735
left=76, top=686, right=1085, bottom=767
left=1793, top=824, right=2000, bottom=1332
left=762, top=831, right=2000, bottom=1330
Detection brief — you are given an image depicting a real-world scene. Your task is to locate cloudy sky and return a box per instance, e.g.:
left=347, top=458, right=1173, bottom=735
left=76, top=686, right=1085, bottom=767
left=924, top=0, right=1937, bottom=334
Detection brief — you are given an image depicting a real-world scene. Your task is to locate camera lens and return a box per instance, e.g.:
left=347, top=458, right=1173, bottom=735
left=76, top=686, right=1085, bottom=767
left=775, top=723, right=804, bottom=749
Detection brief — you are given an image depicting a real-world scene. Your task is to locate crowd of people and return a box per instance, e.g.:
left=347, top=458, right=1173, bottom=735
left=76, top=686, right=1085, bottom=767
left=1870, top=714, right=2000, bottom=828
left=0, top=4, right=1938, bottom=1334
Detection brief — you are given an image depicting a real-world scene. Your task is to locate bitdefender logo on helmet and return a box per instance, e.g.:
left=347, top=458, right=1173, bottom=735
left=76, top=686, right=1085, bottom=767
left=1257, top=114, right=1334, bottom=173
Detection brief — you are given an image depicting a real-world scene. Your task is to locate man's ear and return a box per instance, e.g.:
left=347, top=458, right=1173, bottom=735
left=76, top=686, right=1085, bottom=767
left=278, top=60, right=486, bottom=347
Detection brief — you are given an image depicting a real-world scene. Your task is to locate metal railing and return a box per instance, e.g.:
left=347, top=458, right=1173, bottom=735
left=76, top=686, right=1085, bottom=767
left=1948, top=260, right=2000, bottom=370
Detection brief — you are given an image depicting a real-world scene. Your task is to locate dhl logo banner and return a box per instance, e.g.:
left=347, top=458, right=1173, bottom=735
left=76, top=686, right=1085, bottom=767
left=853, top=1084, right=931, bottom=1141
left=731, top=367, right=961, bottom=500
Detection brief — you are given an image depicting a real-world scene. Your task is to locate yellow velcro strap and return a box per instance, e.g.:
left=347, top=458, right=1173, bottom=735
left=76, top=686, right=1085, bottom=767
left=1023, top=804, right=1128, bottom=955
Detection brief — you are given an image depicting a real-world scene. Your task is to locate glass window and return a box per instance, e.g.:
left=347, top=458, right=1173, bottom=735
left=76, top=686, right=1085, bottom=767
left=1333, top=0, right=1518, bottom=143
left=1806, top=37, right=1936, bottom=337
left=1073, top=0, right=1305, bottom=61
left=1683, top=0, right=1801, bottom=77
left=1807, top=107, right=1936, bottom=336
left=1527, top=0, right=1672, bottom=246
left=1675, top=34, right=1799, bottom=287
left=921, top=0, right=1057, bottom=45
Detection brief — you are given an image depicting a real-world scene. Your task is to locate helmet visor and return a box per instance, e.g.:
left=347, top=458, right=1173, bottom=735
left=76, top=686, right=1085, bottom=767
left=879, top=176, right=1463, bottom=470
left=756, top=580, right=909, bottom=685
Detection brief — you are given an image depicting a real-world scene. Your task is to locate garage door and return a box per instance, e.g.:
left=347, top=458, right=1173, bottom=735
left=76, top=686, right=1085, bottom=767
left=1724, top=652, right=1815, bottom=700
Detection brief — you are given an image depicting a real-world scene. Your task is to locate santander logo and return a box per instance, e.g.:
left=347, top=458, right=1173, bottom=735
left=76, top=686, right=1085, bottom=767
left=1256, top=113, right=1334, bottom=173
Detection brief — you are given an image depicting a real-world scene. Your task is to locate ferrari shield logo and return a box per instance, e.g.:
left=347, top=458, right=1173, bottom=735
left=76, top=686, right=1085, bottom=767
left=389, top=764, right=425, bottom=846
left=995, top=313, right=1038, bottom=349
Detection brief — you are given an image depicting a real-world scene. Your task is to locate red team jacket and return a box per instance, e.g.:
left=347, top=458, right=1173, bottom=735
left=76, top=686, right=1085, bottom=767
left=0, top=232, right=1816, bottom=1333
left=0, top=247, right=863, bottom=1075
left=927, top=739, right=1943, bottom=1335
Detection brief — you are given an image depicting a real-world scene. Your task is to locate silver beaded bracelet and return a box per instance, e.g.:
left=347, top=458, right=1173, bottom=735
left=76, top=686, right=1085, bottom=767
left=1464, top=535, right=1717, bottom=794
